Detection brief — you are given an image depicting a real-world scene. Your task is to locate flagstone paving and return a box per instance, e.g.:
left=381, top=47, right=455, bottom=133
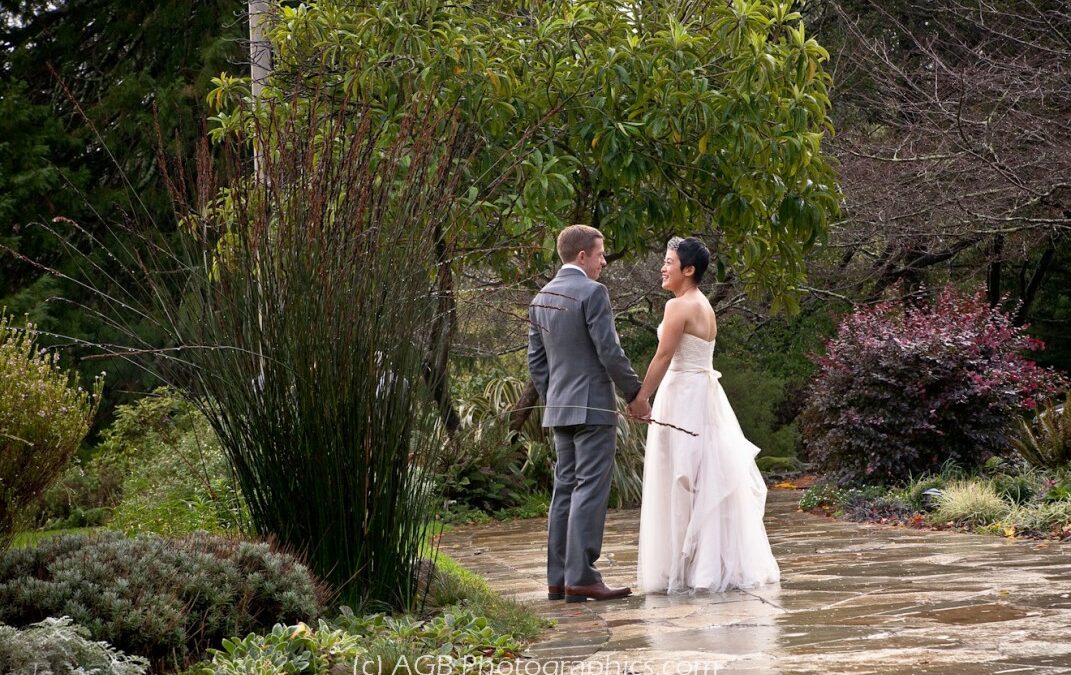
left=440, top=490, right=1071, bottom=674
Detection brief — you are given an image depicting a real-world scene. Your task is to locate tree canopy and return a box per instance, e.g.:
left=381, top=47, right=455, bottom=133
left=209, top=0, right=840, bottom=311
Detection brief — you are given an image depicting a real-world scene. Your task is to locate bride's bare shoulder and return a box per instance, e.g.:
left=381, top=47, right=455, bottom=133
left=663, top=296, right=687, bottom=313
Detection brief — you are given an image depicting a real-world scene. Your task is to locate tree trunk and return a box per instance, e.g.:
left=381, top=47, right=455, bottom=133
left=248, top=1, right=272, bottom=182
left=987, top=234, right=1005, bottom=307
left=1014, top=245, right=1056, bottom=326
left=508, top=379, right=540, bottom=435
left=249, top=1, right=272, bottom=383
left=248, top=1, right=272, bottom=98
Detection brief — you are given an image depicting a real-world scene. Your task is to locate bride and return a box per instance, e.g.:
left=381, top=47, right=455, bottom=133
left=635, top=237, right=780, bottom=594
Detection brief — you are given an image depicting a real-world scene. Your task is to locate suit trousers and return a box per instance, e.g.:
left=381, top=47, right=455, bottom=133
left=547, top=424, right=617, bottom=588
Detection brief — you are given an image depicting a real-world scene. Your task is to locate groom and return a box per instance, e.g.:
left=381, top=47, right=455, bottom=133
left=528, top=224, right=650, bottom=603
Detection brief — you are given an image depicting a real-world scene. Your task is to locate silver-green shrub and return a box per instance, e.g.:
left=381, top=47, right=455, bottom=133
left=0, top=531, right=323, bottom=670
left=0, top=616, right=148, bottom=674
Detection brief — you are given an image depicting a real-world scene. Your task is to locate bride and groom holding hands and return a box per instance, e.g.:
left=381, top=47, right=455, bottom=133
left=527, top=224, right=780, bottom=603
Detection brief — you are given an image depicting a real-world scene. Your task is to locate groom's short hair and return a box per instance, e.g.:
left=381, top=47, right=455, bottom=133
left=557, top=225, right=603, bottom=263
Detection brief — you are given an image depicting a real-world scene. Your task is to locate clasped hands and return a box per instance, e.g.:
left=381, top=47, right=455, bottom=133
left=627, top=395, right=651, bottom=421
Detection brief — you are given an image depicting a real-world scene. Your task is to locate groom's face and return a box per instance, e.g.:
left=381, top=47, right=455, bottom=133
left=577, top=239, right=607, bottom=280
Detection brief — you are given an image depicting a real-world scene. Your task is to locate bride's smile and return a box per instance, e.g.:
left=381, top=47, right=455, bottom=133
left=660, top=247, right=696, bottom=296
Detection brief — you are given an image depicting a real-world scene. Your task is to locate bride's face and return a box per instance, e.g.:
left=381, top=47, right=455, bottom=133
left=661, top=249, right=688, bottom=292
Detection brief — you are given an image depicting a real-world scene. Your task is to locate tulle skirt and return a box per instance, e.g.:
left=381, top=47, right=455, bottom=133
left=637, top=368, right=780, bottom=594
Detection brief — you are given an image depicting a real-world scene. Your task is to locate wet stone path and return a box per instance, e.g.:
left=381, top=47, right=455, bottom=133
left=440, top=490, right=1071, bottom=674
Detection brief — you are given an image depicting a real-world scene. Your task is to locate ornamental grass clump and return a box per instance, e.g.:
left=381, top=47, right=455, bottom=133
left=0, top=313, right=102, bottom=549
left=800, top=287, right=1066, bottom=486
left=165, top=94, right=468, bottom=610
left=33, top=70, right=479, bottom=607
left=926, top=480, right=1010, bottom=527
left=60, top=77, right=476, bottom=610
left=1003, top=500, right=1071, bottom=536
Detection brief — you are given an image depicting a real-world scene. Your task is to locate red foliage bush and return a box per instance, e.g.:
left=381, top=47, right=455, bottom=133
left=800, top=287, right=1066, bottom=485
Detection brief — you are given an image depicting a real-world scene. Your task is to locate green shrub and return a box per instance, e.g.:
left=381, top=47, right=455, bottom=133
left=1010, top=393, right=1071, bottom=469
left=28, top=460, right=121, bottom=531
left=29, top=392, right=248, bottom=540
left=196, top=621, right=368, bottom=674
left=927, top=481, right=1010, bottom=526
left=27, top=389, right=246, bottom=537
left=197, top=550, right=550, bottom=675
left=717, top=351, right=800, bottom=459
left=799, top=483, right=848, bottom=512
left=0, top=531, right=324, bottom=670
left=438, top=412, right=533, bottom=516
left=991, top=472, right=1042, bottom=506
left=0, top=313, right=103, bottom=548
left=799, top=483, right=886, bottom=513
left=980, top=454, right=1018, bottom=476
left=94, top=388, right=196, bottom=463
left=425, top=553, right=546, bottom=642
left=485, top=492, right=549, bottom=522
left=447, top=373, right=644, bottom=509
left=756, top=455, right=804, bottom=474
left=842, top=494, right=916, bottom=522
left=95, top=389, right=246, bottom=537
left=1044, top=474, right=1071, bottom=503
left=0, top=616, right=148, bottom=675
left=199, top=607, right=526, bottom=675
left=905, top=475, right=946, bottom=511
left=335, top=609, right=526, bottom=663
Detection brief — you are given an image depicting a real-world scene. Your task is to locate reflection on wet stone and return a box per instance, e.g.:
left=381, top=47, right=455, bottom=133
left=441, top=490, right=1071, bottom=673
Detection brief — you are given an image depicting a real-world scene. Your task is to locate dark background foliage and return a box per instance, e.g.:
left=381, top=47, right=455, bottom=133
left=1, top=1, right=246, bottom=433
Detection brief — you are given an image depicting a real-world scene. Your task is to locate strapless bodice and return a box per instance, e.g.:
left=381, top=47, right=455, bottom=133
left=657, top=324, right=716, bottom=372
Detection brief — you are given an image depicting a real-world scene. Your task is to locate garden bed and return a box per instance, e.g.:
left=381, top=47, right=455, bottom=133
left=798, top=460, right=1071, bottom=541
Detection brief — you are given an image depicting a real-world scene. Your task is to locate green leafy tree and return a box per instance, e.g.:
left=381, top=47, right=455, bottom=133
left=209, top=0, right=841, bottom=428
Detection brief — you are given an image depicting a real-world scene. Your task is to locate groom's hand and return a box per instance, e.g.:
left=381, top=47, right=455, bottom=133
left=628, top=397, right=651, bottom=421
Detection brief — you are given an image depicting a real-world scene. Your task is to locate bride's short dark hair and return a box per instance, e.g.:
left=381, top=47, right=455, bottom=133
left=668, top=236, right=710, bottom=285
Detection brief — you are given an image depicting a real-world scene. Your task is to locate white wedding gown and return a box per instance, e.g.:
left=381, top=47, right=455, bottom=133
left=637, top=326, right=780, bottom=593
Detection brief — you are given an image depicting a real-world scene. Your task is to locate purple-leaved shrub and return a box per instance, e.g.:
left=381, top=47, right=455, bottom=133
left=800, top=287, right=1066, bottom=485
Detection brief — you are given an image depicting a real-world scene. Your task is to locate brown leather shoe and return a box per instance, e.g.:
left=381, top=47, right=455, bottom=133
left=547, top=585, right=565, bottom=601
left=565, top=582, right=632, bottom=603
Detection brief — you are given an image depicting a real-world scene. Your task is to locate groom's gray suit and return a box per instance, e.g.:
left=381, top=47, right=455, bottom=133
left=528, top=266, right=642, bottom=591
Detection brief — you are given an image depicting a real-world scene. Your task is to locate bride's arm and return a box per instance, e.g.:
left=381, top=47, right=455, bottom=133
left=635, top=299, right=688, bottom=403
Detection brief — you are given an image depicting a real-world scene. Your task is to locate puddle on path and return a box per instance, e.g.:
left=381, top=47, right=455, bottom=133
left=914, top=603, right=1030, bottom=624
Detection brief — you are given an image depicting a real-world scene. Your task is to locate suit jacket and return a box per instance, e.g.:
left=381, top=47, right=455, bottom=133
left=527, top=267, right=642, bottom=427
